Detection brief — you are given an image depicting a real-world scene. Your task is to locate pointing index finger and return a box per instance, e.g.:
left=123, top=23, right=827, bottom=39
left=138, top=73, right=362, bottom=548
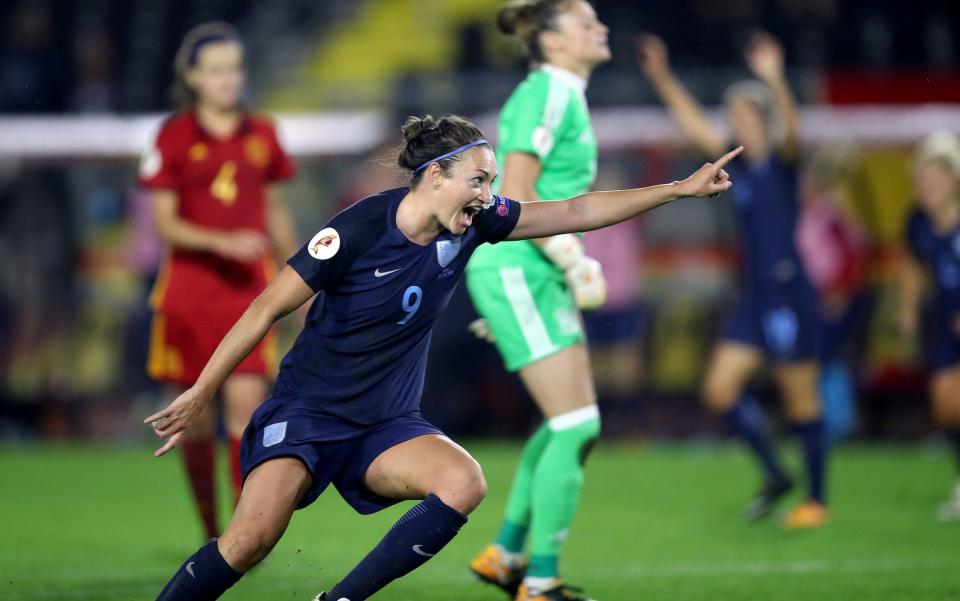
left=713, top=146, right=744, bottom=170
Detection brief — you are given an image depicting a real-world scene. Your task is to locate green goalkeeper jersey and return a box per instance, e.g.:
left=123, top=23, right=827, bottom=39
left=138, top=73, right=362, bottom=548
left=468, top=64, right=597, bottom=272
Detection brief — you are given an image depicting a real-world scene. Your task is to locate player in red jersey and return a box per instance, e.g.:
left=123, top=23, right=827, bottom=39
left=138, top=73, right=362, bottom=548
left=138, top=22, right=298, bottom=539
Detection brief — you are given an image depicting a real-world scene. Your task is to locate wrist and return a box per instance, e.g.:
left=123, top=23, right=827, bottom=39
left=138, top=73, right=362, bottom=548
left=668, top=180, right=688, bottom=200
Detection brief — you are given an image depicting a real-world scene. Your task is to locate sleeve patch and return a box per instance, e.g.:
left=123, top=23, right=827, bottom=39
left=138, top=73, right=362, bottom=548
left=308, top=227, right=340, bottom=260
left=139, top=147, right=162, bottom=179
left=532, top=125, right=555, bottom=158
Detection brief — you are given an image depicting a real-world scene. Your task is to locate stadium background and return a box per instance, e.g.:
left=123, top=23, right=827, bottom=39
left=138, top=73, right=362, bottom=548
left=1, top=1, right=960, bottom=599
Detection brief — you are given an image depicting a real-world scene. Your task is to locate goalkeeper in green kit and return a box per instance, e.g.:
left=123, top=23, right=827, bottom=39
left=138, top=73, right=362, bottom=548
left=466, top=1, right=611, bottom=600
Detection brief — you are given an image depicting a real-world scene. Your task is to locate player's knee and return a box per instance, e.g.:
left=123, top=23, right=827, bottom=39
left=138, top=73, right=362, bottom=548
left=433, top=459, right=487, bottom=515
left=783, top=391, right=822, bottom=423
left=702, top=379, right=736, bottom=414
left=219, top=528, right=276, bottom=572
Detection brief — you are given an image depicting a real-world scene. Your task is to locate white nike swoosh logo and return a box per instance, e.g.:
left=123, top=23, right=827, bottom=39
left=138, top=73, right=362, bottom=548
left=374, top=267, right=403, bottom=277
left=412, top=544, right=435, bottom=557
left=186, top=561, right=196, bottom=577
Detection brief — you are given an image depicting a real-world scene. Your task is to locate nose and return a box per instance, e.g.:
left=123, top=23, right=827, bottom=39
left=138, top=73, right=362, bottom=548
left=480, top=183, right=493, bottom=204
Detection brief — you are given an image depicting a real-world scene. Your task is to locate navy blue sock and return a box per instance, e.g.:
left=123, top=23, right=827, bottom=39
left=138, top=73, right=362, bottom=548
left=724, top=397, right=786, bottom=480
left=328, top=494, right=467, bottom=601
left=793, top=419, right=827, bottom=504
left=156, top=540, right=241, bottom=601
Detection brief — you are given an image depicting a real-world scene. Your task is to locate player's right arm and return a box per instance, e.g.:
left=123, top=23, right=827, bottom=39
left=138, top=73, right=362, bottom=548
left=152, top=189, right=268, bottom=262
left=145, top=265, right=314, bottom=456
left=638, top=33, right=726, bottom=156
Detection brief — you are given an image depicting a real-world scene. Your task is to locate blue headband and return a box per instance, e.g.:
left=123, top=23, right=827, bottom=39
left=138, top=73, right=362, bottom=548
left=413, top=139, right=489, bottom=173
left=188, top=34, right=232, bottom=66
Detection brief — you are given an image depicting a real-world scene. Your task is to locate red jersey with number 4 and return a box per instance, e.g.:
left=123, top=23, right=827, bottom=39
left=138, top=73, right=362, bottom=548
left=139, top=110, right=295, bottom=313
left=139, top=111, right=294, bottom=385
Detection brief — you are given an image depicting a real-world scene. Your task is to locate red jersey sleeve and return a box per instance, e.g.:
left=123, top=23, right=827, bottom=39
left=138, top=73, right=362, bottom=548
left=265, top=123, right=296, bottom=183
left=138, top=120, right=182, bottom=189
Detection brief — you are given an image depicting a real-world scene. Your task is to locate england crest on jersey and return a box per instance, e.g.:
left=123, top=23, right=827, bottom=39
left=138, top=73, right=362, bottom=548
left=436, top=236, right=463, bottom=268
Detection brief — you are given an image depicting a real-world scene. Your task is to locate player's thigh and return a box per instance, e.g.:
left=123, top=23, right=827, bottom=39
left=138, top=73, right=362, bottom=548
left=218, top=457, right=312, bottom=571
left=519, top=343, right=597, bottom=418
left=771, top=360, right=822, bottom=422
left=363, top=434, right=486, bottom=515
left=222, top=374, right=270, bottom=436
left=931, top=365, right=960, bottom=427
left=701, top=341, right=763, bottom=412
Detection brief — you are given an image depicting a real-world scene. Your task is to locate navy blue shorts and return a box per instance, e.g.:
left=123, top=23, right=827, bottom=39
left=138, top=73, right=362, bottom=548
left=931, top=314, right=960, bottom=371
left=583, top=304, right=647, bottom=346
left=239, top=393, right=443, bottom=515
left=721, top=290, right=820, bottom=362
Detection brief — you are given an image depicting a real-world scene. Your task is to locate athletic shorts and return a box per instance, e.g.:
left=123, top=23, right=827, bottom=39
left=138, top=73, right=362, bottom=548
left=147, top=304, right=276, bottom=387
left=721, top=288, right=820, bottom=362
left=239, top=390, right=443, bottom=514
left=931, top=311, right=960, bottom=371
left=466, top=264, right=584, bottom=372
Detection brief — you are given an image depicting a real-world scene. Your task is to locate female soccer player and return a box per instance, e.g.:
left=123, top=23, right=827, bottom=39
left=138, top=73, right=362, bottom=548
left=139, top=22, right=298, bottom=539
left=145, top=114, right=740, bottom=601
left=639, top=32, right=829, bottom=528
left=464, top=2, right=612, bottom=599
left=900, top=131, right=960, bottom=521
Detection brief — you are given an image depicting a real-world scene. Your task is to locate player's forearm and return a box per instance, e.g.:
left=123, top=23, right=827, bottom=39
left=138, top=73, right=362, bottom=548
left=156, top=217, right=226, bottom=253
left=570, top=185, right=682, bottom=231
left=513, top=184, right=680, bottom=240
left=765, top=74, right=800, bottom=154
left=648, top=72, right=724, bottom=155
left=192, top=297, right=278, bottom=397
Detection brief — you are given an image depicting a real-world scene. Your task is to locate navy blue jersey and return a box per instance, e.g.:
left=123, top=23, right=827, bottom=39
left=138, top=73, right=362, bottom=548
left=728, top=154, right=810, bottom=294
left=277, top=188, right=520, bottom=436
left=906, top=208, right=960, bottom=317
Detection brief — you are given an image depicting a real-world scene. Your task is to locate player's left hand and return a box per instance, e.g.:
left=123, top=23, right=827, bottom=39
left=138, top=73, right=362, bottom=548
left=144, top=386, right=210, bottom=457
left=675, top=146, right=742, bottom=198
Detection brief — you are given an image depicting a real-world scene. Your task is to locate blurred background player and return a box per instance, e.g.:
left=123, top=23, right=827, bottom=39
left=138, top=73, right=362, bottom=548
left=900, top=131, right=960, bottom=521
left=797, top=147, right=871, bottom=444
left=465, top=1, right=611, bottom=599
left=639, top=31, right=829, bottom=528
left=138, top=22, right=298, bottom=539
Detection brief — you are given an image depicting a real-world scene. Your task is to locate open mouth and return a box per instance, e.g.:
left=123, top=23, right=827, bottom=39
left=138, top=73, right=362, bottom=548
left=461, top=204, right=482, bottom=228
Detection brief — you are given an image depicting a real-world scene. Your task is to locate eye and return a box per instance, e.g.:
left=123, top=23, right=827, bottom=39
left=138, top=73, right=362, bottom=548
left=472, top=176, right=482, bottom=185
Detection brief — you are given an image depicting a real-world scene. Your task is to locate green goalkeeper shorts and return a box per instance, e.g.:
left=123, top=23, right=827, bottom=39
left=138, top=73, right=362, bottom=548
left=466, top=263, right=584, bottom=372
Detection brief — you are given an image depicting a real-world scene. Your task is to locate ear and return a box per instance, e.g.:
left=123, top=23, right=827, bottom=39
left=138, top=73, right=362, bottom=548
left=428, top=163, right=444, bottom=190
left=540, top=29, right=564, bottom=55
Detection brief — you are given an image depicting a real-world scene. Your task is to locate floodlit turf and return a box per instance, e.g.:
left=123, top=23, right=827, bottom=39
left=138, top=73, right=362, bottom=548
left=1, top=441, right=957, bottom=600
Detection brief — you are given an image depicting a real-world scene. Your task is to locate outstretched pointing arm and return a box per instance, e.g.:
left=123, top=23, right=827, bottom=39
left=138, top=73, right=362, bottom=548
left=507, top=147, right=742, bottom=241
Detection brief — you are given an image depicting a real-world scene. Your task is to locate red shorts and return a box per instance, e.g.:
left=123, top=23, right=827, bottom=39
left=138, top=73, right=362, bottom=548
left=147, top=303, right=277, bottom=387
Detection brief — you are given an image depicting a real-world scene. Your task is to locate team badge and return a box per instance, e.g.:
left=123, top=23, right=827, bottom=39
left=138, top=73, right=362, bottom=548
left=263, top=422, right=287, bottom=447
left=496, top=198, right=509, bottom=216
left=436, top=236, right=462, bottom=268
left=308, top=227, right=340, bottom=260
left=244, top=134, right=270, bottom=168
left=188, top=142, right=208, bottom=161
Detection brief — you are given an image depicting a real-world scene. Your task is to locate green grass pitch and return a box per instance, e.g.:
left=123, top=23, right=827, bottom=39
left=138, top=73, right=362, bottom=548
left=1, top=441, right=958, bottom=600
